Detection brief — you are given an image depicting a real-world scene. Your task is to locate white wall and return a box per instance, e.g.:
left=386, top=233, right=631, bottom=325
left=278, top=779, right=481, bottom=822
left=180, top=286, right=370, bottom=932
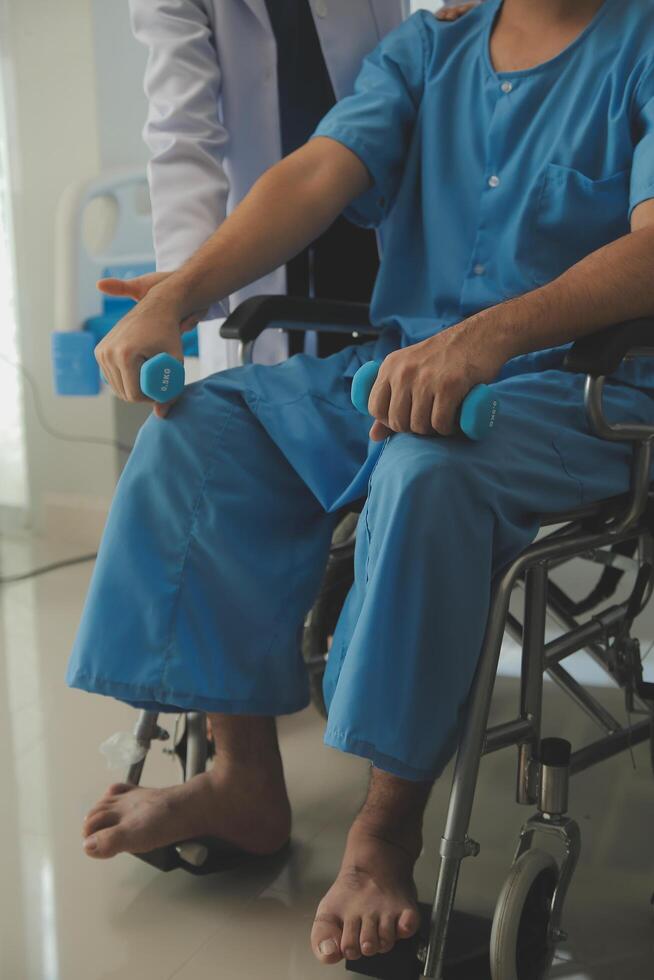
left=3, top=0, right=150, bottom=525
left=0, top=44, right=27, bottom=513
left=4, top=0, right=111, bottom=522
left=91, top=0, right=149, bottom=171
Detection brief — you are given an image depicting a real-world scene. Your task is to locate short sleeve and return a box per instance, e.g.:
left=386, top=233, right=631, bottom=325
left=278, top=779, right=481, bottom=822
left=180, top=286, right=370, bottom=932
left=312, top=14, right=428, bottom=228
left=630, top=66, right=654, bottom=217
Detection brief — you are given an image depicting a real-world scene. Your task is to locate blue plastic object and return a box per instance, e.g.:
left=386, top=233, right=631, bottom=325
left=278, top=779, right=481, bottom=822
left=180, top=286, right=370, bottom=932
left=101, top=263, right=154, bottom=314
left=85, top=313, right=126, bottom=346
left=182, top=329, right=199, bottom=357
left=52, top=332, right=100, bottom=396
left=139, top=353, right=185, bottom=403
left=351, top=360, right=498, bottom=440
left=459, top=384, right=499, bottom=440
left=351, top=361, right=383, bottom=416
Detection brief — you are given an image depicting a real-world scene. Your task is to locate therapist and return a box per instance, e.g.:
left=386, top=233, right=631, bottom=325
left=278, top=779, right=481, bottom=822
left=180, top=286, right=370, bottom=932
left=108, top=0, right=476, bottom=366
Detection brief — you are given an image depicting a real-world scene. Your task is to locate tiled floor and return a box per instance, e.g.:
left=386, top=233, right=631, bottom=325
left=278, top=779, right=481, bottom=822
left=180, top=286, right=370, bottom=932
left=1, top=524, right=653, bottom=980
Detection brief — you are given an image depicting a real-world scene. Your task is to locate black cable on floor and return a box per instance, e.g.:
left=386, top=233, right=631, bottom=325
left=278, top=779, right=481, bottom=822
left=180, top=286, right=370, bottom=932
left=0, top=353, right=133, bottom=455
left=0, top=552, right=97, bottom=585
left=0, top=354, right=132, bottom=583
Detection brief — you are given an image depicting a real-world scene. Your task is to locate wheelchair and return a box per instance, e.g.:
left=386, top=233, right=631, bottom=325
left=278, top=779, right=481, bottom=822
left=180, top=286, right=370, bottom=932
left=122, top=297, right=654, bottom=980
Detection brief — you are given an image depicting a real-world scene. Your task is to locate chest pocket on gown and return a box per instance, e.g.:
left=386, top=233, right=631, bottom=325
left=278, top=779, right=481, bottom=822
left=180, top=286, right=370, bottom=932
left=529, top=164, right=631, bottom=287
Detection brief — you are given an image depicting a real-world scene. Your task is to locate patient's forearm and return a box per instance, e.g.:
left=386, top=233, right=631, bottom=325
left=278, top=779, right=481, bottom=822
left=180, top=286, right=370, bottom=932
left=474, top=224, right=654, bottom=359
left=159, top=138, right=370, bottom=317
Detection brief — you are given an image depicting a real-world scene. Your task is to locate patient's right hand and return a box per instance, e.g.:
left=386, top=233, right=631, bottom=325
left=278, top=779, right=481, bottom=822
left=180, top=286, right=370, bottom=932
left=99, top=271, right=206, bottom=333
left=96, top=272, right=208, bottom=418
left=98, top=270, right=170, bottom=303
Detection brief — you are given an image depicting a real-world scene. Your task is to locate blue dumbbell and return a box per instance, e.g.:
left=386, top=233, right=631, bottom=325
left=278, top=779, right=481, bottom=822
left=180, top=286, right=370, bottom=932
left=351, top=360, right=498, bottom=441
left=139, top=353, right=185, bottom=403
left=100, top=352, right=185, bottom=402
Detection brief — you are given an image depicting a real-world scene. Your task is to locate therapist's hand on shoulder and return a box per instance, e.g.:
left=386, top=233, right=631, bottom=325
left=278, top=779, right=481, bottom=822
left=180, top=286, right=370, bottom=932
left=435, top=2, right=481, bottom=21
left=367, top=319, right=506, bottom=443
left=95, top=272, right=208, bottom=419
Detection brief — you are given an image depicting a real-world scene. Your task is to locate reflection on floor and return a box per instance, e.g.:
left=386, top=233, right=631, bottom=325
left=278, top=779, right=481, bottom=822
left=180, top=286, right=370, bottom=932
left=1, top=527, right=653, bottom=980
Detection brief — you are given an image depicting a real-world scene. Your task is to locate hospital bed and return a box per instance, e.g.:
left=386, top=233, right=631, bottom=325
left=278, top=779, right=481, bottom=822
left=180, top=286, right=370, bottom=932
left=51, top=170, right=198, bottom=398
left=123, top=296, right=654, bottom=980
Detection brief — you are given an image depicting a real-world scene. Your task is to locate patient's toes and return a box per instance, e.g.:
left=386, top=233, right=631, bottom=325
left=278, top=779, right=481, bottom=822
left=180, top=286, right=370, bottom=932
left=378, top=914, right=397, bottom=953
left=84, top=809, right=120, bottom=838
left=313, top=825, right=420, bottom=964
left=360, top=914, right=381, bottom=956
left=84, top=825, right=126, bottom=859
left=105, top=782, right=135, bottom=800
left=83, top=801, right=111, bottom=824
left=311, top=913, right=344, bottom=965
left=398, top=907, right=420, bottom=938
left=341, top=916, right=362, bottom=960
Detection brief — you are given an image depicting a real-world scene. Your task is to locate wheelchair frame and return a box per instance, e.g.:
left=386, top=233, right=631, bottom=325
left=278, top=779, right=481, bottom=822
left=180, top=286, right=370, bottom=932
left=125, top=299, right=654, bottom=976
left=421, top=401, right=654, bottom=979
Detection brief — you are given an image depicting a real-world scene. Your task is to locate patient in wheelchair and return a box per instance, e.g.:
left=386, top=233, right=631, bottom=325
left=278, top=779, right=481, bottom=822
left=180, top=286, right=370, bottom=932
left=68, top=0, right=654, bottom=966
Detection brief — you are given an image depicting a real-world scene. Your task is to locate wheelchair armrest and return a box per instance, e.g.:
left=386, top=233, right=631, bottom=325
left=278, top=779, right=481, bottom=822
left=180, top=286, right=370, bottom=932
left=220, top=295, right=377, bottom=343
left=562, top=316, right=654, bottom=452
left=563, top=316, right=654, bottom=376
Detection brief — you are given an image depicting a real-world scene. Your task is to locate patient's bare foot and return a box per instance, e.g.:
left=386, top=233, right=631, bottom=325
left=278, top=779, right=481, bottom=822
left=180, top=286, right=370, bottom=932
left=311, top=769, right=431, bottom=964
left=82, top=715, right=291, bottom=859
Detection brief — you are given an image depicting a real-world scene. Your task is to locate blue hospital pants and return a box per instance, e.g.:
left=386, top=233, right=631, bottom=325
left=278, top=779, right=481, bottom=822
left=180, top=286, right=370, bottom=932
left=67, top=340, right=654, bottom=780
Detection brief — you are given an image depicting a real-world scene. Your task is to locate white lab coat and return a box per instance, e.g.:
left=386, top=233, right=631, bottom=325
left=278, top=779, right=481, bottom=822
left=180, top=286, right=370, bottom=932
left=128, top=0, right=412, bottom=364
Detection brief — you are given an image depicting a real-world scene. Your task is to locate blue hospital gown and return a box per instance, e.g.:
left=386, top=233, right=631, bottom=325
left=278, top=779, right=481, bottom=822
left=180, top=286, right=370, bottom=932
left=314, top=0, right=654, bottom=383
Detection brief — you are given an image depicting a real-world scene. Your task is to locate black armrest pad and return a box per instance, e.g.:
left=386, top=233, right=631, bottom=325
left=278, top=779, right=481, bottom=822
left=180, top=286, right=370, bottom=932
left=563, top=317, right=654, bottom=376
left=220, top=295, right=375, bottom=342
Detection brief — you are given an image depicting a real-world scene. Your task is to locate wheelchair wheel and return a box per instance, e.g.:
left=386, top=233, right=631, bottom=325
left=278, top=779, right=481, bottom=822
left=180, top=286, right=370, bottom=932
left=490, top=849, right=559, bottom=980
left=303, top=512, right=357, bottom=718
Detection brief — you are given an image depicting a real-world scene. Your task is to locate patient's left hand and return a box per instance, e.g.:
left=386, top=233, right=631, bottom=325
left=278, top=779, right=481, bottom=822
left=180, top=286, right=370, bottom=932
left=367, top=323, right=506, bottom=442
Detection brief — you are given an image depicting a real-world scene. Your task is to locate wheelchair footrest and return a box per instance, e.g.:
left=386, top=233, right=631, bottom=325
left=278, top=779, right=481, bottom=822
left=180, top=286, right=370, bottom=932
left=135, top=837, right=291, bottom=877
left=345, top=905, right=491, bottom=980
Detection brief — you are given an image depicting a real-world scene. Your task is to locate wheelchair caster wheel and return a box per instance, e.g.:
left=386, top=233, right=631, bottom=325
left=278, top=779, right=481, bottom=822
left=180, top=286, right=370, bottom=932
left=490, top=849, right=559, bottom=980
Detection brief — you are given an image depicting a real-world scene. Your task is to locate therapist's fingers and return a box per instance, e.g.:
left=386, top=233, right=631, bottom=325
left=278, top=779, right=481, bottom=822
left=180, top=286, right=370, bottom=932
left=435, top=2, right=480, bottom=22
